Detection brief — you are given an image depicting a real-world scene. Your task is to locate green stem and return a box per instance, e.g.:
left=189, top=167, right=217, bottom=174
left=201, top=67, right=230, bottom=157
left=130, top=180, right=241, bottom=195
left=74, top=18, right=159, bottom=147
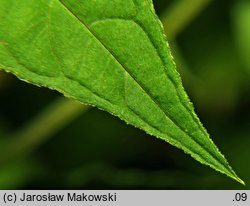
left=161, top=0, right=212, bottom=40
left=0, top=98, right=89, bottom=165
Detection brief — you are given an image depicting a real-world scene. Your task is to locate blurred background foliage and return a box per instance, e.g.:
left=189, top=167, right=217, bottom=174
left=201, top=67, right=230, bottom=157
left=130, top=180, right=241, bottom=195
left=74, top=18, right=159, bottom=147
left=0, top=0, right=249, bottom=189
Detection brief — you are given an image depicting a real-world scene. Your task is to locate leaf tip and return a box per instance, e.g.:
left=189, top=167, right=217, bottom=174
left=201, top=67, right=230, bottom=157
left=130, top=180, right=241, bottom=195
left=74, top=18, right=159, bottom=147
left=230, top=174, right=245, bottom=186
left=236, top=177, right=245, bottom=186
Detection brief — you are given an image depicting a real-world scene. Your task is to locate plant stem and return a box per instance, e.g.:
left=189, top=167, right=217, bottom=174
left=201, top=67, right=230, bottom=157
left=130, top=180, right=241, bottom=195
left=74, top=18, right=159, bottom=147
left=0, top=98, right=89, bottom=165
left=161, top=0, right=212, bottom=40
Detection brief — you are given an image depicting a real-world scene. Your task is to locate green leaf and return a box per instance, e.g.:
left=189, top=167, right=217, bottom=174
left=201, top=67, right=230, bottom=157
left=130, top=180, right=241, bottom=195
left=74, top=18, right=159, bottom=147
left=0, top=0, right=243, bottom=184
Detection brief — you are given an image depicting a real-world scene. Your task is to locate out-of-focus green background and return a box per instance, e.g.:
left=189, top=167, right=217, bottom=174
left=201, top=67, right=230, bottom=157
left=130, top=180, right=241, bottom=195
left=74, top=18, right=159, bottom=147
left=0, top=0, right=249, bottom=189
